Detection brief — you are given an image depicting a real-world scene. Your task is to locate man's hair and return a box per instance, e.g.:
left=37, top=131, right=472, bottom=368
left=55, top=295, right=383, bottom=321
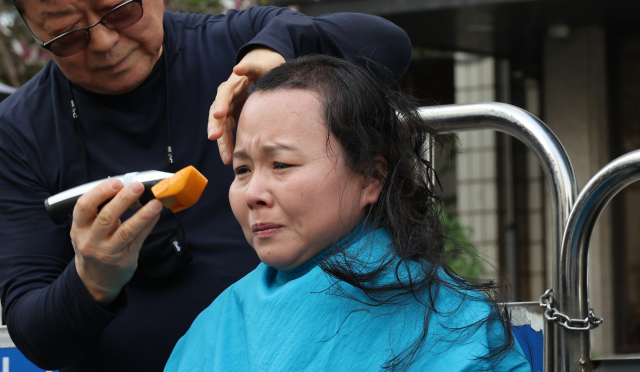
left=249, top=55, right=517, bottom=371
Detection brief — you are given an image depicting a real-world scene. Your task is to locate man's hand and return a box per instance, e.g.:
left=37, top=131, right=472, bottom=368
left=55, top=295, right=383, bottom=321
left=208, top=48, right=286, bottom=164
left=70, top=179, right=162, bottom=308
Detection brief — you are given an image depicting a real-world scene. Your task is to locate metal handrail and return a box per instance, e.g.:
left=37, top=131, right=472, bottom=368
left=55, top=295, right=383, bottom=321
left=558, top=150, right=640, bottom=371
left=418, top=102, right=578, bottom=371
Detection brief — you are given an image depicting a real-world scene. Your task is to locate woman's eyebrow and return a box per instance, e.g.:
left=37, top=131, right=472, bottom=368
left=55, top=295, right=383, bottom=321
left=232, top=150, right=249, bottom=159
left=260, top=144, right=301, bottom=154
left=232, top=145, right=301, bottom=160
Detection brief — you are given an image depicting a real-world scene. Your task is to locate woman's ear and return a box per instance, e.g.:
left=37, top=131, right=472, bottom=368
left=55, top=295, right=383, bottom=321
left=360, top=156, right=388, bottom=208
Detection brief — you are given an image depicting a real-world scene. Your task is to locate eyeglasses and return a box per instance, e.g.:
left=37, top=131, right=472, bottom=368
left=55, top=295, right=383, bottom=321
left=21, top=0, right=143, bottom=58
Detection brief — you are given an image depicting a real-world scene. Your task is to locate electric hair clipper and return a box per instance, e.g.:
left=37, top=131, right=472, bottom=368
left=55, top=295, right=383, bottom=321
left=45, top=166, right=208, bottom=225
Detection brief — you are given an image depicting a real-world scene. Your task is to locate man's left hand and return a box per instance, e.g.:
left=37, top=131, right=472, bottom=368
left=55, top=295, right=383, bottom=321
left=208, top=48, right=286, bottom=164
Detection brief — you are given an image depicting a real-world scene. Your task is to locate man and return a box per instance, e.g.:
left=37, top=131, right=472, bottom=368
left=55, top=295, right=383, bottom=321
left=0, top=0, right=411, bottom=370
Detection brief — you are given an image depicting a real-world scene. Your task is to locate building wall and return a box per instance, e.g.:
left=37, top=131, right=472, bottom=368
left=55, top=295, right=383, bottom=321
left=454, top=53, right=547, bottom=302
left=453, top=52, right=501, bottom=279
left=612, top=37, right=640, bottom=353
left=543, top=25, right=614, bottom=356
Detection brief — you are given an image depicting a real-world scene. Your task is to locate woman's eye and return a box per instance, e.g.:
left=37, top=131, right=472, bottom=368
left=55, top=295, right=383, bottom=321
left=273, top=162, right=292, bottom=170
left=234, top=165, right=250, bottom=175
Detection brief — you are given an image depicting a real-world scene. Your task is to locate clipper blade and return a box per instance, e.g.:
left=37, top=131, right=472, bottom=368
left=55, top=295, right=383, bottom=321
left=151, top=166, right=208, bottom=212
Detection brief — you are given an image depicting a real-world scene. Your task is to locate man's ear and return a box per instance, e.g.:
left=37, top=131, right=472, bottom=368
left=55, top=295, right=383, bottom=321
left=360, top=156, right=388, bottom=208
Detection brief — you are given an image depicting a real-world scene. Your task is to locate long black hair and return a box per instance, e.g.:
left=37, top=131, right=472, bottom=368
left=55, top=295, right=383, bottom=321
left=248, top=54, right=516, bottom=371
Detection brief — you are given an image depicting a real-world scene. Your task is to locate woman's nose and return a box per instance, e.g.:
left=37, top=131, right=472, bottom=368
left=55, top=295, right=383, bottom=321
left=245, top=175, right=274, bottom=210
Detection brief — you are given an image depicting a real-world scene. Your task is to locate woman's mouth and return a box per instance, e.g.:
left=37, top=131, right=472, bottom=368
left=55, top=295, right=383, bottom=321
left=251, top=223, right=283, bottom=238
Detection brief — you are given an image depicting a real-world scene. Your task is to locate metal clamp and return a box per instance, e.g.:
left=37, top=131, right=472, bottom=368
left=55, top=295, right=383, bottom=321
left=539, top=289, right=603, bottom=331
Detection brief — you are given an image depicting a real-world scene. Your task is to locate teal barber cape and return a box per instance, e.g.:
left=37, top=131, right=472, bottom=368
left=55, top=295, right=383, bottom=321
left=165, top=228, right=530, bottom=371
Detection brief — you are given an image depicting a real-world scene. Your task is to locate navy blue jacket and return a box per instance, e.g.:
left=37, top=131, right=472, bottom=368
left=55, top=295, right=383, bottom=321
left=0, top=7, right=411, bottom=371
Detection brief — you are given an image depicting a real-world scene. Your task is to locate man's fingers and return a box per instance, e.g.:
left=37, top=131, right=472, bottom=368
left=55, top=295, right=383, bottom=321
left=232, top=62, right=250, bottom=77
left=110, top=199, right=163, bottom=253
left=232, top=60, right=270, bottom=79
left=217, top=116, right=237, bottom=165
left=208, top=73, right=249, bottom=141
left=90, top=182, right=147, bottom=241
left=214, top=74, right=248, bottom=116
left=233, top=48, right=285, bottom=79
left=217, top=91, right=246, bottom=162
left=207, top=74, right=240, bottom=139
left=210, top=75, right=238, bottom=124
left=73, top=179, right=123, bottom=229
left=215, top=74, right=249, bottom=119
left=208, top=101, right=224, bottom=140
left=230, top=88, right=248, bottom=119
left=212, top=80, right=231, bottom=119
left=129, top=209, right=162, bottom=253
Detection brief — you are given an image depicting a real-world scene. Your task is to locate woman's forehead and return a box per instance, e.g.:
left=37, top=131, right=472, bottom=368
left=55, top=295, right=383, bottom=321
left=241, top=90, right=324, bottom=133
left=236, top=90, right=331, bottom=152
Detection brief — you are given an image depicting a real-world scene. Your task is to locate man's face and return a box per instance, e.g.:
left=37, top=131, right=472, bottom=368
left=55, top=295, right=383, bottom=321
left=21, top=0, right=164, bottom=95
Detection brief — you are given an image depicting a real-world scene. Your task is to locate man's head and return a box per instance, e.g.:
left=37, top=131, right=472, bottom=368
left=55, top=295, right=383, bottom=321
left=16, top=0, right=165, bottom=95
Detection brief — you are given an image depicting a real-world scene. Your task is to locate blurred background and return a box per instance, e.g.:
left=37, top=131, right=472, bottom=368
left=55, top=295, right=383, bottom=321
left=1, top=0, right=639, bottom=360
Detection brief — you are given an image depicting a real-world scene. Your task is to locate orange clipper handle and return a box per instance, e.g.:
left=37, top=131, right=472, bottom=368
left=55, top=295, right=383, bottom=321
left=151, top=166, right=208, bottom=213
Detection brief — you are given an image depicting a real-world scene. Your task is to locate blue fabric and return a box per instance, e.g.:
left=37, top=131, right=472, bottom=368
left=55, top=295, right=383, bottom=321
left=513, top=325, right=543, bottom=372
left=0, top=8, right=411, bottom=372
left=165, top=228, right=531, bottom=371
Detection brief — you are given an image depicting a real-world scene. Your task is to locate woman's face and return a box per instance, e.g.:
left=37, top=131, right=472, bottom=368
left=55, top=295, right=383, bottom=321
left=229, top=89, right=381, bottom=271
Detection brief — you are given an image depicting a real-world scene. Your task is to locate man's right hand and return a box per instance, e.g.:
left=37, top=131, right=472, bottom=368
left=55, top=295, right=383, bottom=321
left=70, top=179, right=162, bottom=308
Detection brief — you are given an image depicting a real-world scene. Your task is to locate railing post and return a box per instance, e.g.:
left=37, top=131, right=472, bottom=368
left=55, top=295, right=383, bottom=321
left=418, top=102, right=578, bottom=371
left=558, top=150, right=640, bottom=371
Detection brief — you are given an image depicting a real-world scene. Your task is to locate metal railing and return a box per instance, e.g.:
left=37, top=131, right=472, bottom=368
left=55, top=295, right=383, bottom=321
left=557, top=150, right=640, bottom=371
left=418, top=102, right=578, bottom=371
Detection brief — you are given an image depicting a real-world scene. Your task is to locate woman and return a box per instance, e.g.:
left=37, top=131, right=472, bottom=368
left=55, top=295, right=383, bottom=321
left=164, top=55, right=530, bottom=371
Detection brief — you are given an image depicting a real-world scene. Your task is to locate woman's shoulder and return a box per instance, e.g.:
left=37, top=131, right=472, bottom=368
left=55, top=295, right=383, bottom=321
left=189, top=263, right=270, bottom=319
left=166, top=264, right=271, bottom=359
left=330, top=227, right=529, bottom=370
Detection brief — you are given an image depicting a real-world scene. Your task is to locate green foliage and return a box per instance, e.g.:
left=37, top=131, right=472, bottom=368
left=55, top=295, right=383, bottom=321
left=441, top=208, right=485, bottom=280
left=0, top=5, right=49, bottom=87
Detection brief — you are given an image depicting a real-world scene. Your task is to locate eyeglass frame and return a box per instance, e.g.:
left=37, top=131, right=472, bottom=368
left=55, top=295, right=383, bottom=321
left=19, top=0, right=143, bottom=57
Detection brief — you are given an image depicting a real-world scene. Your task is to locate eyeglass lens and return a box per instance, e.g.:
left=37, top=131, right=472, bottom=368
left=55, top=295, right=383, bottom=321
left=49, top=1, right=143, bottom=57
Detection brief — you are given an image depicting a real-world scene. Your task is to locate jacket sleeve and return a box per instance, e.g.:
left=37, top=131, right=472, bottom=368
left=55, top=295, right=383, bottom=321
left=0, top=109, right=127, bottom=370
left=226, top=6, right=412, bottom=85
